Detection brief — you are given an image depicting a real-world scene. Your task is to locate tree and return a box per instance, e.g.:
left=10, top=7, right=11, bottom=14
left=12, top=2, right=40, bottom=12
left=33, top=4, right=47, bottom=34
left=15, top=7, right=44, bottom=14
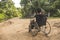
left=0, top=0, right=22, bottom=22
left=21, top=0, right=60, bottom=17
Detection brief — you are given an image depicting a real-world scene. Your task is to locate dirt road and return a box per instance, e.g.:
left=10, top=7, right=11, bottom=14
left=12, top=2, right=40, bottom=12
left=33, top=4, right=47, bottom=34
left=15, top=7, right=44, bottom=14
left=0, top=17, right=60, bottom=40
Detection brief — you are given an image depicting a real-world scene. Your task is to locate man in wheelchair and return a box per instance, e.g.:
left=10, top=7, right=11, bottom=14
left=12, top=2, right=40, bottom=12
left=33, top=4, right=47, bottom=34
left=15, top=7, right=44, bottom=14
left=35, top=8, right=47, bottom=27
left=29, top=8, right=47, bottom=32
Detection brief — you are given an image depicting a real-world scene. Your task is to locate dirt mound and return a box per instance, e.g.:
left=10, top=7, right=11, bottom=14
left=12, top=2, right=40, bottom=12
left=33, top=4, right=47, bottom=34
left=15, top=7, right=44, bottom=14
left=53, top=22, right=60, bottom=28
left=0, top=17, right=60, bottom=40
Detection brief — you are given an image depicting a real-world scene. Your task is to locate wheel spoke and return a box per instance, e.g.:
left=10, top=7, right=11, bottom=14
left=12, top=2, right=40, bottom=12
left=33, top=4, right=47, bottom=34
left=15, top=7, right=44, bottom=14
left=41, top=21, right=51, bottom=35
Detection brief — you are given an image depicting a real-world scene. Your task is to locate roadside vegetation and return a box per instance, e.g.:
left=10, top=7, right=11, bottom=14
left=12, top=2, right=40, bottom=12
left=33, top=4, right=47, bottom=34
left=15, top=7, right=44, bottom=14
left=0, top=0, right=60, bottom=22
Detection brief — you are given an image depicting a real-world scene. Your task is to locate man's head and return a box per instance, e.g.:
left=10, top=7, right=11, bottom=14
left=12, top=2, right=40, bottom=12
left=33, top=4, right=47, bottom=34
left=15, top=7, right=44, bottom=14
left=37, top=8, right=41, bottom=13
left=36, top=8, right=45, bottom=15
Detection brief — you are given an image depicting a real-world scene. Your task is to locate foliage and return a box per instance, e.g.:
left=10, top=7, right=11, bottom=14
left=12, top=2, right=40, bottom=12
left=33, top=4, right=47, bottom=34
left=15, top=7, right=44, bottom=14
left=0, top=0, right=22, bottom=22
left=20, top=0, right=60, bottom=17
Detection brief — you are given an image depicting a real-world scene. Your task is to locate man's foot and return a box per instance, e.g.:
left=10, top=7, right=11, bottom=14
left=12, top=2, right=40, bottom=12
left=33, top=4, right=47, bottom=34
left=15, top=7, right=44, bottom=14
left=38, top=29, right=40, bottom=32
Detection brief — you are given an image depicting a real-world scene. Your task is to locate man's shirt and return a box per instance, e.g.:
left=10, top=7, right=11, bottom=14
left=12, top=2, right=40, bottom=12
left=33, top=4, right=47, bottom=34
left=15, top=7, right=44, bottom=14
left=35, top=14, right=47, bottom=26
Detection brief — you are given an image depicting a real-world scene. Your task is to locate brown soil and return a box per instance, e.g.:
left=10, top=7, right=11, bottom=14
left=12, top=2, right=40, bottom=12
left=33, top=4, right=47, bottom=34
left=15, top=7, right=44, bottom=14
left=0, top=17, right=60, bottom=40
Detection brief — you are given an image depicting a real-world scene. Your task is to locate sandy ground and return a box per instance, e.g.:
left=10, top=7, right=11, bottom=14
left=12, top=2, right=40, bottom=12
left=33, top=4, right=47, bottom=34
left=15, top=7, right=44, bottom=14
left=0, top=17, right=60, bottom=40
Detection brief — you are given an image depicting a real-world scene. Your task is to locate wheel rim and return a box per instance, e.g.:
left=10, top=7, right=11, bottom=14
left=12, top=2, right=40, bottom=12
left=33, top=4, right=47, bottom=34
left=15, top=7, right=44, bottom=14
left=31, top=28, right=38, bottom=36
left=41, top=21, right=51, bottom=35
left=29, top=21, right=39, bottom=36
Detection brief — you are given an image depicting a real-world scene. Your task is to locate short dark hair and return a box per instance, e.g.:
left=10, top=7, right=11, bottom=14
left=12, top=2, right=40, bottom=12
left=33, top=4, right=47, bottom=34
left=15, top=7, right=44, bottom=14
left=37, top=8, right=41, bottom=13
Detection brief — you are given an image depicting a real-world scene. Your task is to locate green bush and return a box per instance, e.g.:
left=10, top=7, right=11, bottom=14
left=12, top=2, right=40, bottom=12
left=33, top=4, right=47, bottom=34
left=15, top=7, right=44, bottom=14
left=0, top=14, right=5, bottom=19
left=0, top=13, right=6, bottom=22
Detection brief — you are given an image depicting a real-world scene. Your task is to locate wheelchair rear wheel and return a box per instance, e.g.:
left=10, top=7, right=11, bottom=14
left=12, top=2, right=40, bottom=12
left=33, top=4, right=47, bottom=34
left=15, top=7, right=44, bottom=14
left=40, top=21, right=51, bottom=35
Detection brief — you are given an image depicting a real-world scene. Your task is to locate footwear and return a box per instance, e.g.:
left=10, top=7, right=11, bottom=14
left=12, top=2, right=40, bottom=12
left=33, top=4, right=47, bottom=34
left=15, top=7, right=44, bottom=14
left=38, top=28, right=40, bottom=32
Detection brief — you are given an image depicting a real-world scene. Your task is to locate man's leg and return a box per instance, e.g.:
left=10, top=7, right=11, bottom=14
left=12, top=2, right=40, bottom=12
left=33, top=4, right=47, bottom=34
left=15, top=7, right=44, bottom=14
left=37, top=25, right=41, bottom=32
